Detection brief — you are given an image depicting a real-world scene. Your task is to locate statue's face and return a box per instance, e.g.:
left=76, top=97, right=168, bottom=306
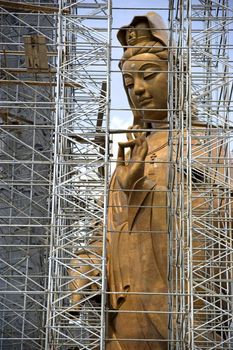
left=122, top=52, right=168, bottom=122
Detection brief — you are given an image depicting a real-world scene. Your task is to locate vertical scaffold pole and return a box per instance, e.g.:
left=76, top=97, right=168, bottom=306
left=46, top=1, right=111, bottom=349
left=169, top=1, right=233, bottom=348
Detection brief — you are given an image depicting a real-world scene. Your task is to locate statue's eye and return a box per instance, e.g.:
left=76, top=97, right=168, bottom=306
left=124, top=77, right=134, bottom=89
left=143, top=70, right=159, bottom=80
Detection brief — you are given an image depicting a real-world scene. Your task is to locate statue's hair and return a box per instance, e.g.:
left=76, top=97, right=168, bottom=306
left=119, top=41, right=168, bottom=70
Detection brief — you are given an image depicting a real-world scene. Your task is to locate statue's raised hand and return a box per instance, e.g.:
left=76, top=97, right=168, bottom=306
left=115, top=125, right=148, bottom=194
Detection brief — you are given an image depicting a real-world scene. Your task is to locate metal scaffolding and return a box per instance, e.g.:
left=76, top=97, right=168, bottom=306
left=0, top=0, right=232, bottom=349
left=45, top=1, right=111, bottom=349
left=0, top=0, right=111, bottom=349
left=168, top=0, right=233, bottom=348
left=0, top=1, right=55, bottom=348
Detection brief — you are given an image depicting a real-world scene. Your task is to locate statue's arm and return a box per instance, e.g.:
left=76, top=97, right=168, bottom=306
left=68, top=222, right=104, bottom=312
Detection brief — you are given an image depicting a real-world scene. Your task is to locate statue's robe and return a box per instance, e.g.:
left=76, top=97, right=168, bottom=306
left=106, top=126, right=230, bottom=350
left=69, top=126, right=231, bottom=350
left=107, top=129, right=170, bottom=350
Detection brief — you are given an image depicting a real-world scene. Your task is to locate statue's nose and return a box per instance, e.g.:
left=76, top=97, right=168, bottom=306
left=134, top=78, right=145, bottom=95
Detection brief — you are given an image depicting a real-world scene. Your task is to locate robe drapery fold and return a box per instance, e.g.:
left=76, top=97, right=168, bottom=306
left=107, top=131, right=169, bottom=350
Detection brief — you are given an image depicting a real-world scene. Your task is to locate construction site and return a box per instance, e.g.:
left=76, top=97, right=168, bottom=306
left=0, top=0, right=232, bottom=349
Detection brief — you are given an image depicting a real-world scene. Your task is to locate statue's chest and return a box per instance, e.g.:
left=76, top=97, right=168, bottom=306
left=145, top=139, right=169, bottom=186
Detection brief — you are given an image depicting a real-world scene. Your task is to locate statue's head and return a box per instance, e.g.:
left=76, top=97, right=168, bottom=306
left=117, top=12, right=169, bottom=127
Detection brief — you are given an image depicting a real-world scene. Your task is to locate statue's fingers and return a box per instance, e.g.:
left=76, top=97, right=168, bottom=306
left=119, top=139, right=139, bottom=163
left=134, top=133, right=147, bottom=148
left=139, top=140, right=148, bottom=158
left=116, top=144, right=125, bottom=167
left=132, top=139, right=148, bottom=160
left=141, top=131, right=147, bottom=139
left=133, top=124, right=141, bottom=139
left=127, top=126, right=134, bottom=141
left=118, top=139, right=138, bottom=148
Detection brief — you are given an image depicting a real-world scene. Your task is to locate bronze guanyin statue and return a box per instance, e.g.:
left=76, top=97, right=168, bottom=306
left=69, top=12, right=229, bottom=350
left=106, top=12, right=169, bottom=350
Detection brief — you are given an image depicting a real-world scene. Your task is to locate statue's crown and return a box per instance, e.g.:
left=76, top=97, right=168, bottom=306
left=126, top=23, right=154, bottom=46
left=117, top=12, right=168, bottom=50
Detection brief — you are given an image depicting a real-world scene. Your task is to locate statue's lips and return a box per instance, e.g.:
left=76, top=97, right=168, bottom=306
left=139, top=98, right=152, bottom=107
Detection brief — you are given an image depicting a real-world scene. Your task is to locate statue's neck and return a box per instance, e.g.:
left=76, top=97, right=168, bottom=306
left=151, top=121, right=169, bottom=130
